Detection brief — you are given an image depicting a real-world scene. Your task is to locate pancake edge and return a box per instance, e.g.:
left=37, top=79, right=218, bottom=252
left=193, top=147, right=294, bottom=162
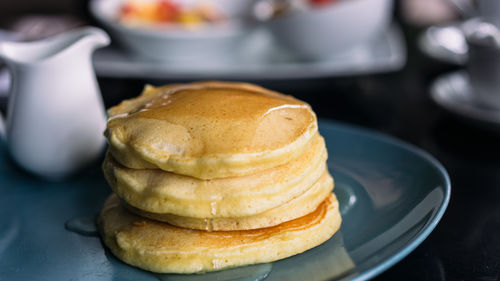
left=124, top=170, right=334, bottom=231
left=98, top=193, right=341, bottom=274
left=103, top=135, right=328, bottom=218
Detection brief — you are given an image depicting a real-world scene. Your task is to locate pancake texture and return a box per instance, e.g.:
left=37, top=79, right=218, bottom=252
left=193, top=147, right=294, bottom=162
left=103, top=134, right=327, bottom=218
left=124, top=170, right=334, bottom=231
left=98, top=193, right=341, bottom=274
left=105, top=81, right=318, bottom=179
left=99, top=81, right=342, bottom=274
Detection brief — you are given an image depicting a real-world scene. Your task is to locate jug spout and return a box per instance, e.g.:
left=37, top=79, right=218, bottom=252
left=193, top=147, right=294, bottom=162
left=0, top=27, right=110, bottom=65
left=72, top=26, right=111, bottom=54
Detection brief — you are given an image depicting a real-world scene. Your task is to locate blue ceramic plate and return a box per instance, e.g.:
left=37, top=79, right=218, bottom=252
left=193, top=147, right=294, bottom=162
left=0, top=120, right=450, bottom=281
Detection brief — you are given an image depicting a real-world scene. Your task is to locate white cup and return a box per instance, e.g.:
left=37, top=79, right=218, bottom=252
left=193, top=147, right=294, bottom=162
left=478, top=0, right=500, bottom=27
left=463, top=18, right=500, bottom=109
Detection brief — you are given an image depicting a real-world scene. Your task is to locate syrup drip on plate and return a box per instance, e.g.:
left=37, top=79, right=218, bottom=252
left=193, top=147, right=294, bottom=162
left=65, top=214, right=99, bottom=237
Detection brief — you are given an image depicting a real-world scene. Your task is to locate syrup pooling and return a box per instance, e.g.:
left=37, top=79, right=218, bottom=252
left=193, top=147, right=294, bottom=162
left=104, top=82, right=319, bottom=179
left=136, top=85, right=305, bottom=119
left=108, top=85, right=315, bottom=155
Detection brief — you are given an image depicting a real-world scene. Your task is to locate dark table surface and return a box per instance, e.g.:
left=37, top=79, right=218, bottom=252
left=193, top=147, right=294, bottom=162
left=0, top=8, right=498, bottom=278
left=95, top=22, right=500, bottom=281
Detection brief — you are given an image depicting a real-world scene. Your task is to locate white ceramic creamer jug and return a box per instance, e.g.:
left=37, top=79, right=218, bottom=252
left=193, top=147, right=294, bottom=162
left=0, top=27, right=110, bottom=179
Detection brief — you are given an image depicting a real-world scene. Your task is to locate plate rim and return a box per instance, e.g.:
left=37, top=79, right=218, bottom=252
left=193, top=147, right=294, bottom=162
left=318, top=119, right=451, bottom=281
left=430, top=70, right=500, bottom=125
left=0, top=120, right=451, bottom=281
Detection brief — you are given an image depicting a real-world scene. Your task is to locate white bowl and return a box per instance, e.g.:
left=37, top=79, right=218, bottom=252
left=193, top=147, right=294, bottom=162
left=267, top=0, right=393, bottom=59
left=89, top=0, right=256, bottom=62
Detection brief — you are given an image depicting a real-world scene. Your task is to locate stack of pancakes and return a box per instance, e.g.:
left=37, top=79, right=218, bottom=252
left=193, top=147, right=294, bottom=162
left=98, top=81, right=342, bottom=273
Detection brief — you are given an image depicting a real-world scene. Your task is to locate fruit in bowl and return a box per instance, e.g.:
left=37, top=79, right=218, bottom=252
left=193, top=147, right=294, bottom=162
left=118, top=0, right=227, bottom=29
left=89, top=0, right=255, bottom=62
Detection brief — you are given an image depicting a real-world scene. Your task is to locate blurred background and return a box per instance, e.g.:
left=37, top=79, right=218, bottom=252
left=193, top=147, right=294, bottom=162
left=0, top=0, right=499, bottom=280
left=0, top=0, right=467, bottom=116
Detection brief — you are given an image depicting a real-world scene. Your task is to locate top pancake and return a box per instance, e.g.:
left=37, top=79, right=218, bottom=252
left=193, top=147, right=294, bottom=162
left=105, top=81, right=318, bottom=179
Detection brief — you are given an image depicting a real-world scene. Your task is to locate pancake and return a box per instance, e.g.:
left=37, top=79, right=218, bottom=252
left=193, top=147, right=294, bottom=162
left=103, top=134, right=327, bottom=218
left=98, top=193, right=341, bottom=274
left=124, top=170, right=333, bottom=231
left=105, top=81, right=318, bottom=179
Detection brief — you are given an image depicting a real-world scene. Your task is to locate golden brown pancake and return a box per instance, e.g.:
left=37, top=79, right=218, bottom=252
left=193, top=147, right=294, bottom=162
left=98, top=193, right=341, bottom=274
left=103, top=134, right=327, bottom=218
left=105, top=81, right=318, bottom=179
left=123, top=170, right=333, bottom=231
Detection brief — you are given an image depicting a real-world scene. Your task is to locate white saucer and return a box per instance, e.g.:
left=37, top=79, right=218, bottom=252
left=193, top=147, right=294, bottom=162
left=92, top=24, right=406, bottom=80
left=430, top=71, right=500, bottom=131
left=419, top=24, right=468, bottom=65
